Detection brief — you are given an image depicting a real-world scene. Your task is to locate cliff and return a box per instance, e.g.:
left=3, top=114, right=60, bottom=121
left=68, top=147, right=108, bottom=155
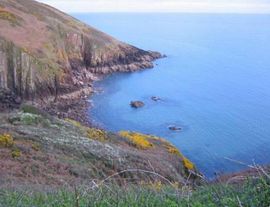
left=0, top=0, right=200, bottom=191
left=0, top=0, right=161, bottom=100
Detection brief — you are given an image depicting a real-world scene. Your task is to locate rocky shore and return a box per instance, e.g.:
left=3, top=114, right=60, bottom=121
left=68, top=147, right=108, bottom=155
left=0, top=0, right=163, bottom=125
left=0, top=0, right=202, bottom=189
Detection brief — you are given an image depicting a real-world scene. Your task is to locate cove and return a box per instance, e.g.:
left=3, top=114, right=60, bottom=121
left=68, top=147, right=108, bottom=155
left=73, top=13, right=270, bottom=177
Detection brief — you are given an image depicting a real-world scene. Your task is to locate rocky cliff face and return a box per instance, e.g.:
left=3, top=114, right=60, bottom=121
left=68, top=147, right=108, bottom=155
left=0, top=0, right=161, bottom=100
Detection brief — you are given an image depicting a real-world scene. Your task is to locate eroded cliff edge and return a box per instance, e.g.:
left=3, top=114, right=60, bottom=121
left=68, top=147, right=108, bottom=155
left=0, top=0, right=161, bottom=101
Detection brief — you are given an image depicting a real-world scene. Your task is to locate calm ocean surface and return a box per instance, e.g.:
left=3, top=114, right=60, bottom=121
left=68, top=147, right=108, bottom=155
left=74, top=13, right=270, bottom=177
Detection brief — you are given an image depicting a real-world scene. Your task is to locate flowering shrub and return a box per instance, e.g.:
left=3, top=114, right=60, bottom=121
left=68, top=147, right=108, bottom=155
left=165, top=144, right=195, bottom=170
left=11, top=148, right=21, bottom=158
left=0, top=133, right=14, bottom=148
left=167, top=146, right=182, bottom=156
left=119, top=131, right=153, bottom=149
left=183, top=157, right=194, bottom=170
left=66, top=118, right=107, bottom=141
left=0, top=134, right=21, bottom=158
left=87, top=128, right=107, bottom=142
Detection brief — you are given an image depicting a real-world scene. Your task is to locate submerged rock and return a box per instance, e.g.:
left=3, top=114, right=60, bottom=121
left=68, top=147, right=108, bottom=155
left=168, top=126, right=182, bottom=131
left=130, top=101, right=145, bottom=108
left=151, top=96, right=162, bottom=102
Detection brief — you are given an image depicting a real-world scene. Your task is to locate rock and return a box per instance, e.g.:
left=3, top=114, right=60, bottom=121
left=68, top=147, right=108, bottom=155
left=130, top=101, right=145, bottom=108
left=151, top=96, right=161, bottom=102
left=14, top=97, right=22, bottom=104
left=168, top=126, right=182, bottom=131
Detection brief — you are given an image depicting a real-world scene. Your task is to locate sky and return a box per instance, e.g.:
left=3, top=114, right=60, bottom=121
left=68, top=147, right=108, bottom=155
left=36, top=0, right=270, bottom=13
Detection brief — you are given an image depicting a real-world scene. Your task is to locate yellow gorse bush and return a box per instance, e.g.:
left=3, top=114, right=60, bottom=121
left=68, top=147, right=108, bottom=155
left=65, top=118, right=107, bottom=142
left=87, top=128, right=107, bottom=142
left=182, top=157, right=194, bottom=170
left=11, top=148, right=21, bottom=158
left=118, top=131, right=153, bottom=150
left=0, top=133, right=21, bottom=158
left=165, top=143, right=195, bottom=171
left=0, top=133, right=14, bottom=148
left=167, top=146, right=182, bottom=156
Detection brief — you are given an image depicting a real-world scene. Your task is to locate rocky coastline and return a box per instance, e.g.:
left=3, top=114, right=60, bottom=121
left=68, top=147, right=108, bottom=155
left=46, top=51, right=163, bottom=125
left=0, top=0, right=164, bottom=124
left=0, top=0, right=203, bottom=189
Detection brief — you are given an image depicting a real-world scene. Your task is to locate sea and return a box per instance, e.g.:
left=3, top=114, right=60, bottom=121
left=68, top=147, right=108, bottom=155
left=74, top=13, right=270, bottom=178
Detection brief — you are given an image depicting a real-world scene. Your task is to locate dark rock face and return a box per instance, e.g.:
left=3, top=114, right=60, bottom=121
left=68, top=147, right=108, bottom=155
left=0, top=0, right=162, bottom=102
left=130, top=101, right=145, bottom=108
left=0, top=88, right=21, bottom=110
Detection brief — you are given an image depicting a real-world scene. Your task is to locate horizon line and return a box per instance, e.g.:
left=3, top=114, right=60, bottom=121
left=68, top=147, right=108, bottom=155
left=37, top=1, right=270, bottom=14
left=69, top=11, right=270, bottom=14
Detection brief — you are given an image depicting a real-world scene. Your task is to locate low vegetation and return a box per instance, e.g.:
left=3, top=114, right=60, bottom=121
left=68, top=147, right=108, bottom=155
left=65, top=118, right=108, bottom=141
left=119, top=131, right=154, bottom=149
left=0, top=133, right=14, bottom=147
left=0, top=133, right=21, bottom=158
left=0, top=8, right=21, bottom=26
left=0, top=173, right=269, bottom=207
left=1, top=107, right=268, bottom=206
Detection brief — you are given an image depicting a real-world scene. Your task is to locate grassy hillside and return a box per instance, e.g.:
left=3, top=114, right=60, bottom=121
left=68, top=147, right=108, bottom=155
left=0, top=106, right=199, bottom=188
left=0, top=106, right=269, bottom=206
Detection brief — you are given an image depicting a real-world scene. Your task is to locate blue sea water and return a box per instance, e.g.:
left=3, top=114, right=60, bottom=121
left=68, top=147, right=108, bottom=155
left=74, top=13, right=270, bottom=178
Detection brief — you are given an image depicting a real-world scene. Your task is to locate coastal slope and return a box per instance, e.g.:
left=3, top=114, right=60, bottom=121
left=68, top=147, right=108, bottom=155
left=0, top=0, right=198, bottom=189
left=0, top=0, right=161, bottom=101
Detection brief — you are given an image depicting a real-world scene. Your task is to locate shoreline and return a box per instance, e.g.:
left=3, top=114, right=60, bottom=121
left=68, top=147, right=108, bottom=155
left=39, top=53, right=165, bottom=127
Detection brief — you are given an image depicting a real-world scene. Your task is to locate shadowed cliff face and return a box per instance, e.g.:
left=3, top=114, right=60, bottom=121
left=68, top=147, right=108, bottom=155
left=0, top=0, right=161, bottom=100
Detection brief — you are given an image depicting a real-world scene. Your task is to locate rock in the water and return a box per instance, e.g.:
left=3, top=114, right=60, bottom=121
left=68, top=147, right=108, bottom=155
left=130, top=101, right=145, bottom=108
left=168, top=126, right=182, bottom=131
left=151, top=96, right=162, bottom=101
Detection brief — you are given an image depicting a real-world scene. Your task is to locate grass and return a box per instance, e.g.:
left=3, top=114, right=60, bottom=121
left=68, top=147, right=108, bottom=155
left=0, top=174, right=269, bottom=207
left=20, top=104, right=44, bottom=116
left=0, top=8, right=21, bottom=26
left=7, top=105, right=52, bottom=127
left=19, top=113, right=51, bottom=127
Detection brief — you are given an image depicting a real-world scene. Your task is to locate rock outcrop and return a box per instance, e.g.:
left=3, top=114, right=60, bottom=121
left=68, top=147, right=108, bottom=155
left=130, top=101, right=145, bottom=108
left=0, top=0, right=162, bottom=101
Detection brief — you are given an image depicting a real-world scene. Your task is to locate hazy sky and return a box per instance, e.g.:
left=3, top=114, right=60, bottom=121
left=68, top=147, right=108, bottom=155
left=37, top=0, right=270, bottom=13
